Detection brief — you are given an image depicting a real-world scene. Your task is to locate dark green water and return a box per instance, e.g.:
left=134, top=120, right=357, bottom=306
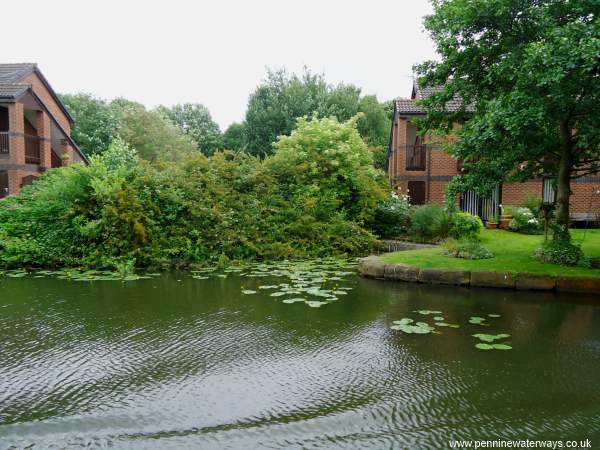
left=1, top=266, right=599, bottom=449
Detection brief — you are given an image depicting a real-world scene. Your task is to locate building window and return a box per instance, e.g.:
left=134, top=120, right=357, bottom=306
left=406, top=145, right=427, bottom=171
left=20, top=175, right=38, bottom=188
left=543, top=178, right=556, bottom=203
left=0, top=171, right=8, bottom=198
left=408, top=181, right=426, bottom=205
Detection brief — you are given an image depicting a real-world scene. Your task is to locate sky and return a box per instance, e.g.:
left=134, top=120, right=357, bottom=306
left=3, top=0, right=438, bottom=130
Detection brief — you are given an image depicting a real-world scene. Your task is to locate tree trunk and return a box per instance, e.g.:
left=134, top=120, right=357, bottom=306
left=554, top=122, right=573, bottom=242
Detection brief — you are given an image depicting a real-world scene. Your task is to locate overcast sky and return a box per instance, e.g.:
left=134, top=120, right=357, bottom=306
left=3, top=0, right=437, bottom=129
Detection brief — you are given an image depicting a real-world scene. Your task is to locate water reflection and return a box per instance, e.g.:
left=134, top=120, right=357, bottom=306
left=0, top=273, right=599, bottom=449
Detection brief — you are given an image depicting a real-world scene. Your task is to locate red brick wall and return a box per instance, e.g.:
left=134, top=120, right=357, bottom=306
left=501, top=181, right=543, bottom=207
left=20, top=72, right=71, bottom=133
left=571, top=183, right=600, bottom=214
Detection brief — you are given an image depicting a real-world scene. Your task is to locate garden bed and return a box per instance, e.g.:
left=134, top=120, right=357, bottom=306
left=359, top=229, right=600, bottom=294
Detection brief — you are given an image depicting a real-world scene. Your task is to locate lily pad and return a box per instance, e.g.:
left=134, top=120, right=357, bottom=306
left=435, top=322, right=460, bottom=328
left=472, top=333, right=510, bottom=342
left=270, top=292, right=286, bottom=297
left=392, top=318, right=414, bottom=325
left=476, top=342, right=512, bottom=350
left=282, top=298, right=305, bottom=304
left=306, top=300, right=328, bottom=308
left=414, top=310, right=442, bottom=315
left=391, top=322, right=435, bottom=334
left=469, top=316, right=487, bottom=325
left=241, top=290, right=257, bottom=295
left=488, top=314, right=501, bottom=318
left=433, top=316, right=444, bottom=321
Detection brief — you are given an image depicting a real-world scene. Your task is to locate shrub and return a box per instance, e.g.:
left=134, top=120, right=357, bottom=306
left=442, top=238, right=494, bottom=260
left=534, top=239, right=589, bottom=267
left=508, top=207, right=543, bottom=234
left=409, top=204, right=451, bottom=243
left=0, top=116, right=386, bottom=269
left=522, top=193, right=542, bottom=215
left=450, top=212, right=483, bottom=240
left=369, top=191, right=411, bottom=238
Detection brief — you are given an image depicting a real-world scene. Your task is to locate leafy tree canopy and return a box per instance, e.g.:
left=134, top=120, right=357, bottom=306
left=415, top=0, right=600, bottom=238
left=244, top=68, right=391, bottom=157
left=110, top=98, right=198, bottom=161
left=222, top=122, right=247, bottom=151
left=60, top=93, right=117, bottom=156
left=158, top=103, right=223, bottom=155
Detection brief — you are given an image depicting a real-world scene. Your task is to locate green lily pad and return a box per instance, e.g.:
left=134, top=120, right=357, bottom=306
left=192, top=275, right=209, bottom=280
left=414, top=310, right=443, bottom=315
left=393, top=318, right=414, bottom=325
left=469, top=316, right=487, bottom=325
left=306, top=300, right=327, bottom=308
left=473, top=333, right=510, bottom=342
left=282, top=298, right=305, bottom=304
left=488, top=314, right=501, bottom=318
left=475, top=343, right=494, bottom=350
left=241, top=290, right=257, bottom=294
left=476, top=342, right=512, bottom=350
left=435, top=322, right=460, bottom=328
left=258, top=285, right=278, bottom=289
left=433, top=316, right=444, bottom=321
left=270, top=292, right=286, bottom=297
left=391, top=322, right=435, bottom=334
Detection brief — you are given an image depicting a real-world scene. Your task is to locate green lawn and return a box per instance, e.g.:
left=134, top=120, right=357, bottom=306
left=382, top=229, right=600, bottom=278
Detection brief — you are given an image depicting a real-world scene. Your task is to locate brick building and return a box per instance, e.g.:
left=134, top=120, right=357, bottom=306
left=388, top=84, right=600, bottom=222
left=0, top=63, right=87, bottom=197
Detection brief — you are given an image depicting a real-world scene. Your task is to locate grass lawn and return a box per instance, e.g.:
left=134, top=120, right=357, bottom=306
left=382, top=229, right=600, bottom=278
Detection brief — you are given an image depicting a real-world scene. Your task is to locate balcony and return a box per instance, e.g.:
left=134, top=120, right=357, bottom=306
left=405, top=145, right=427, bottom=171
left=0, top=132, right=8, bottom=154
left=25, top=134, right=41, bottom=164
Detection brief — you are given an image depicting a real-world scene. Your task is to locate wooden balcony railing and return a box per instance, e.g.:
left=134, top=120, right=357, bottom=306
left=0, top=132, right=9, bottom=154
left=25, top=134, right=41, bottom=164
left=405, top=145, right=427, bottom=171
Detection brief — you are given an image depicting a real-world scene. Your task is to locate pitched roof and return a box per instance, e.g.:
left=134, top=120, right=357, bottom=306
left=395, top=83, right=471, bottom=115
left=0, top=83, right=29, bottom=100
left=0, top=63, right=74, bottom=124
left=0, top=63, right=35, bottom=84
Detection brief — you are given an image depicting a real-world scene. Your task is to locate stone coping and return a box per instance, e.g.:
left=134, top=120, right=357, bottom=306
left=358, top=255, right=600, bottom=294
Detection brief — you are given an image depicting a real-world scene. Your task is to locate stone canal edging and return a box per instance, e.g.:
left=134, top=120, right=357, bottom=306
left=358, top=255, right=600, bottom=294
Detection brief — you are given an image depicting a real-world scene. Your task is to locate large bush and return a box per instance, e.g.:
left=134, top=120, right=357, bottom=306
left=409, top=204, right=452, bottom=243
left=368, top=191, right=411, bottom=239
left=450, top=212, right=483, bottom=240
left=508, top=207, right=543, bottom=234
left=0, top=116, right=386, bottom=269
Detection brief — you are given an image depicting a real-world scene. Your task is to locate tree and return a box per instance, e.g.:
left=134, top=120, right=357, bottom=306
left=416, top=0, right=600, bottom=242
left=245, top=68, right=329, bottom=156
left=110, top=99, right=197, bottom=161
left=158, top=103, right=223, bottom=155
left=60, top=93, right=117, bottom=156
left=244, top=68, right=392, bottom=159
left=222, top=122, right=246, bottom=150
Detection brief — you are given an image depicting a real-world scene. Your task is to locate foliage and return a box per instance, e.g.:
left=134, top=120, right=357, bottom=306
left=158, top=103, right=223, bottom=156
left=268, top=115, right=387, bottom=223
left=369, top=191, right=411, bottom=239
left=417, top=0, right=600, bottom=241
left=110, top=98, right=198, bottom=161
left=244, top=68, right=391, bottom=158
left=0, top=116, right=385, bottom=269
left=60, top=93, right=117, bottom=156
left=442, top=238, right=493, bottom=260
left=508, top=207, right=543, bottom=235
left=534, top=239, right=589, bottom=267
left=522, top=193, right=543, bottom=216
left=409, top=204, right=451, bottom=243
left=222, top=122, right=246, bottom=150
left=450, top=212, right=482, bottom=240
left=383, top=229, right=600, bottom=278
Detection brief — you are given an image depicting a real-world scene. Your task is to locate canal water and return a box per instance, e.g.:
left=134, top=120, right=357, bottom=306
left=1, top=263, right=599, bottom=449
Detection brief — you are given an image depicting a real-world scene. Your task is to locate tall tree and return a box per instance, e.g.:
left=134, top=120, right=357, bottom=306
left=416, top=0, right=600, bottom=242
left=244, top=68, right=391, bottom=158
left=222, top=122, right=247, bottom=150
left=110, top=99, right=197, bottom=161
left=60, top=93, right=117, bottom=156
left=158, top=103, right=223, bottom=155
